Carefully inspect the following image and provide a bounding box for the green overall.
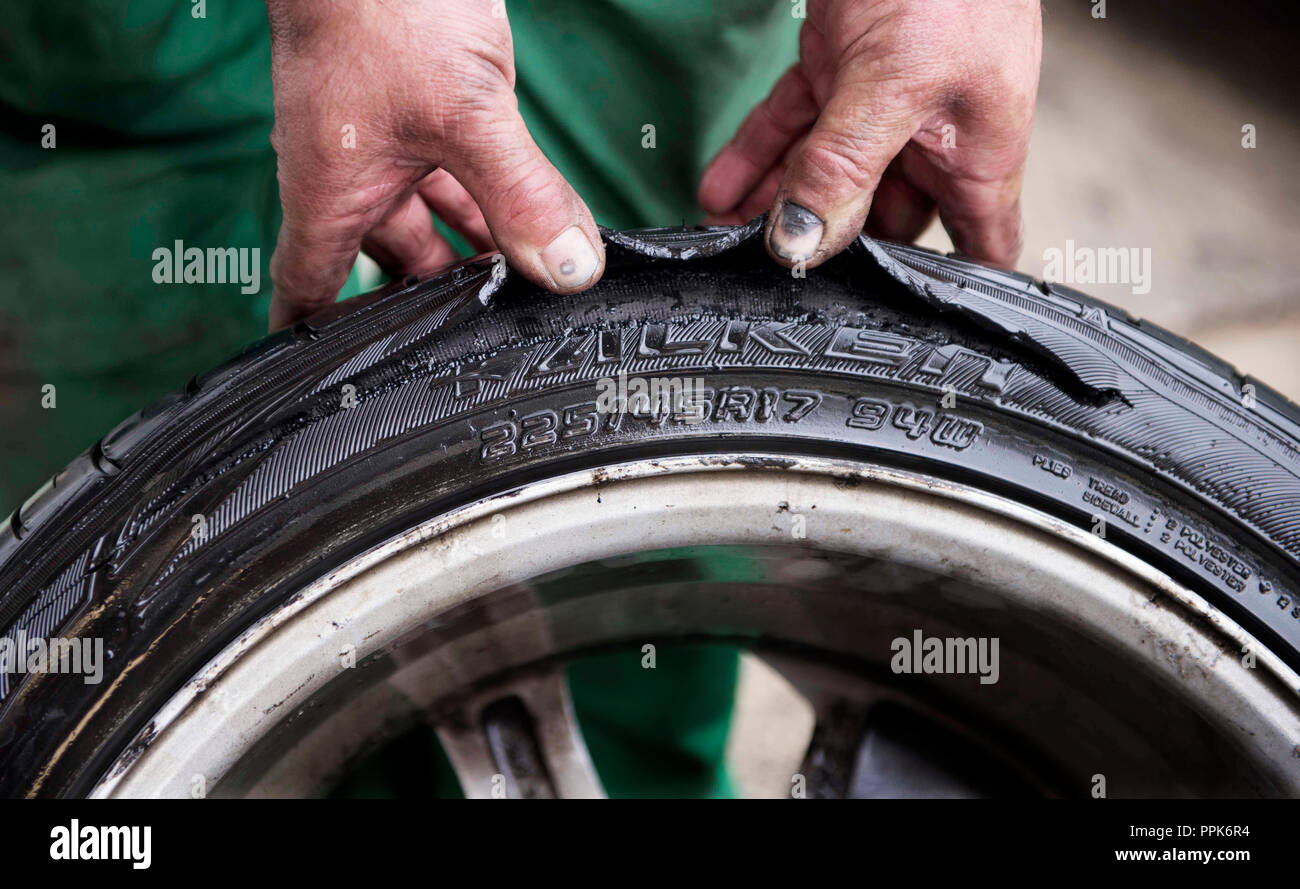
[0,1,798,797]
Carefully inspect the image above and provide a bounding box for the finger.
[863,160,936,244]
[705,135,801,226]
[733,163,785,225]
[931,168,1026,268]
[444,105,603,293]
[765,79,930,269]
[268,176,378,329]
[416,169,496,253]
[702,165,785,226]
[361,190,459,276]
[923,4,1039,267]
[904,122,1030,267]
[698,64,818,217]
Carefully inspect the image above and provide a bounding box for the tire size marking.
[478,387,822,464]
[846,397,983,451]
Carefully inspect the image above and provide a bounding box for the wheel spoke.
[844,709,989,799]
[757,651,1041,798]
[753,653,880,798]
[433,666,605,799]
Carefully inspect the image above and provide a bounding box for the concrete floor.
[725,0,1300,798]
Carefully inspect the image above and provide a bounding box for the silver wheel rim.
[91,454,1300,798]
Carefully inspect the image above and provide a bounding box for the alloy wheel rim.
[91,455,1300,798]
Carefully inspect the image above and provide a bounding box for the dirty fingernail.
[541,226,599,289]
[769,201,823,261]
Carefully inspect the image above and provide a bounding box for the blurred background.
[730,0,1300,796]
[921,1,1300,397]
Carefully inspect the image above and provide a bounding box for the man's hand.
[698,0,1041,271]
[264,0,604,329]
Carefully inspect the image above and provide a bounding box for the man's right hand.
[264,0,604,329]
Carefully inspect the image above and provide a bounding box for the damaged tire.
[2,219,1300,798]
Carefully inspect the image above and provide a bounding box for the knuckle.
[461,38,516,92]
[435,46,516,120]
[798,135,878,196]
[434,83,518,152]
[481,162,563,234]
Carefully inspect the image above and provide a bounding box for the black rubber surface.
[2,219,1299,797]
